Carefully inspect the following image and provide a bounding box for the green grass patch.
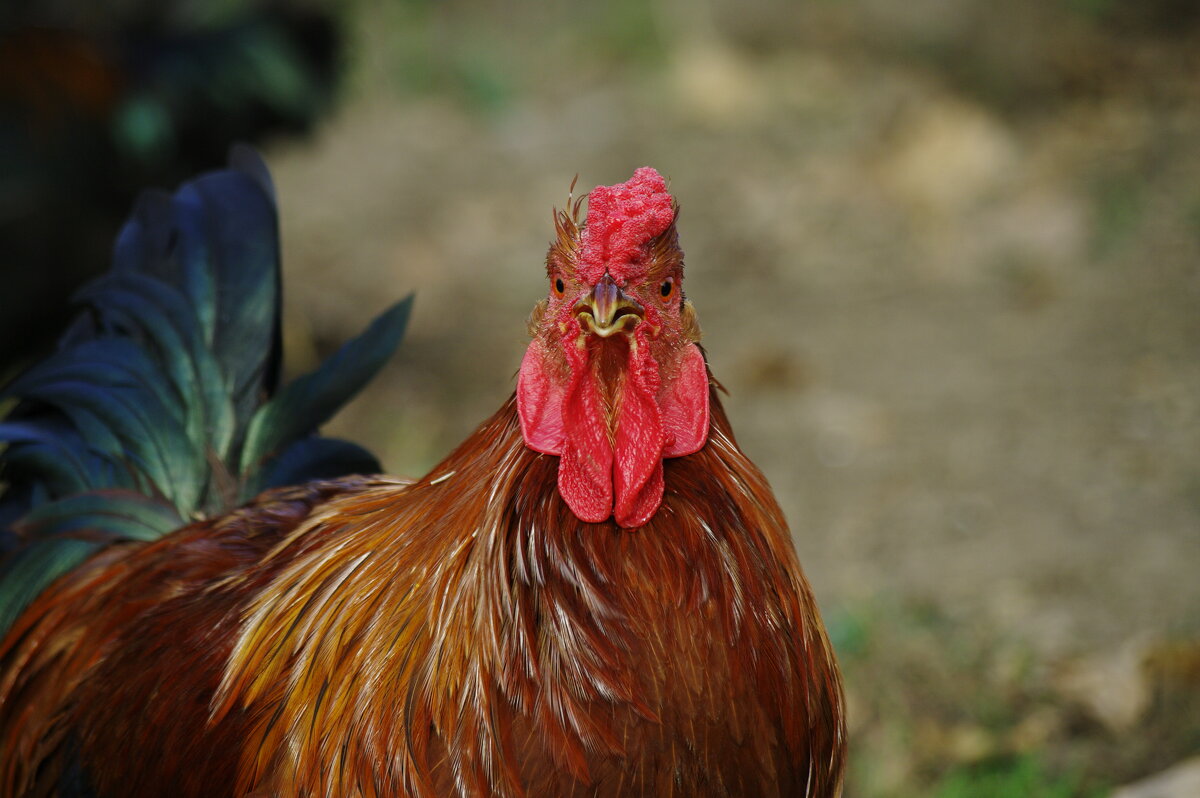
[932,755,1104,798]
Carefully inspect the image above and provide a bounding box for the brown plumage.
[0,396,843,797]
[0,165,845,796]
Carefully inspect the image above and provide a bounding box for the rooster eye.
[553,277,565,295]
[659,278,674,300]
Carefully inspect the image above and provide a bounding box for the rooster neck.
[417,392,842,795]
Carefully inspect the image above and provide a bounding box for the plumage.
[0,158,845,796]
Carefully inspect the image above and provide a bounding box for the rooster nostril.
[610,305,641,322]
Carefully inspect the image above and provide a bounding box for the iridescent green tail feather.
[0,146,410,633]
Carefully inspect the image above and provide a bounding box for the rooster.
[0,150,845,796]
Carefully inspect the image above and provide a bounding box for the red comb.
[578,167,674,284]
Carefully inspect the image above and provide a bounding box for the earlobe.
[660,344,710,457]
[517,342,565,454]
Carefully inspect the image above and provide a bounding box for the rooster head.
[518,167,710,528]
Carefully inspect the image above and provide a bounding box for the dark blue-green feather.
[238,295,412,483]
[0,539,102,636]
[252,437,384,497]
[0,146,408,637]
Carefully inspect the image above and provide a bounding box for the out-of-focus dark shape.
[0,3,341,371]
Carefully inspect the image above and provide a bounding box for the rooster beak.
[574,274,644,338]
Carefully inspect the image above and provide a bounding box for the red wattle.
[559,377,615,523]
[518,329,711,527]
[610,328,665,527]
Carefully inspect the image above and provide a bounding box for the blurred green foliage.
[344,0,668,113]
[932,756,1104,798]
[1090,175,1145,258]
[1062,0,1119,19]
[832,599,1121,798]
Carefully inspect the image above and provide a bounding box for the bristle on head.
[578,167,675,284]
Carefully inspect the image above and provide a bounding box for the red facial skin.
[518,168,710,528]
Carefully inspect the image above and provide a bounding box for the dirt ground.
[260,2,1200,793]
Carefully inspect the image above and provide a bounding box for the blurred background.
[2,0,1199,794]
